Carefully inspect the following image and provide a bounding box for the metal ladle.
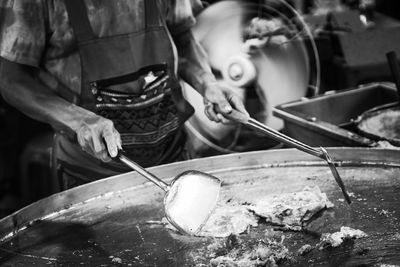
[223,110,352,204]
[118,152,222,235]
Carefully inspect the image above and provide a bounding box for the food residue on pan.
[248,186,334,231]
[190,234,292,267]
[358,108,400,142]
[155,186,334,236]
[297,244,313,256]
[148,185,369,266]
[375,140,399,149]
[197,199,259,237]
[147,199,259,237]
[318,226,368,249]
[111,257,122,264]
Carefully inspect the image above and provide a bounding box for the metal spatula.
[118,152,221,235]
[223,110,352,204]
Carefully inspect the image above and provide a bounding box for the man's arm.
[0,58,121,161]
[173,30,249,123]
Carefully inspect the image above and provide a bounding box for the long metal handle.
[247,118,325,159]
[247,118,351,203]
[118,152,170,192]
[222,109,324,158]
[221,109,351,203]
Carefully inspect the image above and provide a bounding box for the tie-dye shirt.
[0,0,202,95]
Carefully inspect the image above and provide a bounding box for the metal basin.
[356,102,400,146]
[0,148,400,266]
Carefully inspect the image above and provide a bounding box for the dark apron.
[54,0,194,189]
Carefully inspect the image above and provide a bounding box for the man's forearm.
[174,30,217,96]
[0,58,95,139]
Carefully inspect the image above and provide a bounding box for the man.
[0,0,247,189]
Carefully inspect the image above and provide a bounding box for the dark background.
[1,0,400,219]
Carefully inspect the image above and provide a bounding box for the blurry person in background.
[312,0,347,15]
[0,0,247,189]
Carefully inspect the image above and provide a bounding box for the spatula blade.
[164,170,221,235]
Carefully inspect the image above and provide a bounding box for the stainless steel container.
[274,82,398,146]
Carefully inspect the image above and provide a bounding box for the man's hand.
[0,58,123,163]
[172,30,249,123]
[76,116,122,162]
[202,80,249,124]
[243,17,289,51]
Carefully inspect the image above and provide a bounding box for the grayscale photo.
[0,0,399,266]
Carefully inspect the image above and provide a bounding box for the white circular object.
[222,54,257,87]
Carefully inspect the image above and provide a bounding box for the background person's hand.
[76,116,122,162]
[243,17,289,52]
[202,80,249,124]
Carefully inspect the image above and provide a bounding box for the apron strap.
[64,0,96,42]
[64,0,160,43]
[145,0,160,28]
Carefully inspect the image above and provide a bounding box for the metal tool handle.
[223,109,325,159]
[118,152,170,192]
[222,109,351,203]
[247,118,325,159]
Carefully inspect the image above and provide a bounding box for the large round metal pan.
[356,102,400,146]
[1,148,400,266]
